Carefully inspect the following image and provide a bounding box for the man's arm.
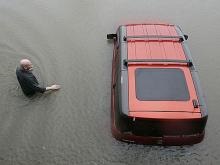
[30,82,46,93]
[27,77,60,93]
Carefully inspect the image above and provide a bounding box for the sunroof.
[135,68,190,101]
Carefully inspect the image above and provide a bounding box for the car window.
[135,68,190,101]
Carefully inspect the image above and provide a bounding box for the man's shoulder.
[16,67,21,75]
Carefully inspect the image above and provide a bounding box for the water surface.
[0,0,219,164]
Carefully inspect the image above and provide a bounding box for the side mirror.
[107,34,117,40]
[184,34,188,40]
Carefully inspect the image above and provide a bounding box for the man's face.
[24,62,33,71]
[27,63,33,71]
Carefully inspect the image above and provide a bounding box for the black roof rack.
[123,59,193,67]
[123,35,188,42]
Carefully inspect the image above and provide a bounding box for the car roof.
[126,24,186,60]
[123,24,201,119]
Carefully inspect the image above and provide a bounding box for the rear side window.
[135,68,190,101]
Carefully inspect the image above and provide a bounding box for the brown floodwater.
[0,0,219,164]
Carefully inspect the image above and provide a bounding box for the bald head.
[20,59,33,71]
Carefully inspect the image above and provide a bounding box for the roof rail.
[123,35,188,42]
[123,59,193,67]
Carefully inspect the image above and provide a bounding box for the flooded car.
[107,23,208,145]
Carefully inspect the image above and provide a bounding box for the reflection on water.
[0,0,219,164]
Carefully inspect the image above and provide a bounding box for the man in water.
[16,59,60,96]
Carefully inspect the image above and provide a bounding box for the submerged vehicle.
[107,23,208,145]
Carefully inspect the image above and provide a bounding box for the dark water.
[0,0,219,164]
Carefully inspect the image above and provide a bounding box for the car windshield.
[135,68,190,101]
